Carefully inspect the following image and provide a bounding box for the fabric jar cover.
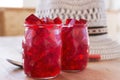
[35,0,120,60]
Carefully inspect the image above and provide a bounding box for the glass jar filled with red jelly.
[61,22,89,72]
[22,24,61,79]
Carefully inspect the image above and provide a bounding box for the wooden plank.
[0,8,35,36]
[0,9,5,36]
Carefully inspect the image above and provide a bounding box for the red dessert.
[23,14,89,78]
[61,19,89,71]
[54,17,62,24]
[23,14,61,79]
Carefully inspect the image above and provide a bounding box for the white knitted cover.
[35,0,107,27]
[35,0,120,60]
[90,34,120,60]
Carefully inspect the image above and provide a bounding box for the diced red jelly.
[23,24,61,78]
[54,17,62,24]
[24,28,36,48]
[66,19,72,24]
[23,15,89,77]
[79,19,87,24]
[61,24,89,71]
[41,17,46,24]
[25,14,42,28]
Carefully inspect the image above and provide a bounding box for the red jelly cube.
[79,19,87,24]
[66,19,72,24]
[54,17,62,24]
[25,14,42,28]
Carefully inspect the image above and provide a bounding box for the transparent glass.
[61,24,89,72]
[22,24,61,79]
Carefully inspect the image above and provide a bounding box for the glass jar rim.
[24,23,87,27]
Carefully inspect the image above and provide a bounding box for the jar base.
[62,70,80,73]
[28,74,58,79]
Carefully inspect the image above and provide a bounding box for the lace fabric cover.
[90,35,120,60]
[35,0,120,60]
[35,0,107,27]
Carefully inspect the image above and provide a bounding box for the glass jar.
[22,24,61,79]
[61,24,89,72]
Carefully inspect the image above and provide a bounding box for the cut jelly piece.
[54,17,62,24]
[79,19,87,24]
[25,14,42,28]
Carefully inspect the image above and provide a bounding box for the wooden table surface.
[0,36,120,80]
[1,50,120,80]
